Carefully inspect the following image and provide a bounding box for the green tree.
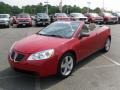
[93,7,101,13]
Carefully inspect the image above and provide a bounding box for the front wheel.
[102,37,111,52]
[57,53,75,78]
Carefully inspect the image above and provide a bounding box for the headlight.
[5,21,9,24]
[28,49,54,60]
[9,42,16,53]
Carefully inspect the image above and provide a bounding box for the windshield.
[117,13,120,16]
[16,14,30,18]
[71,13,84,17]
[0,15,8,18]
[37,13,49,18]
[55,13,68,17]
[37,22,80,38]
[90,13,99,17]
[104,13,113,16]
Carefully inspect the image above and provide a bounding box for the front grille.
[40,19,48,22]
[10,51,25,62]
[79,18,86,21]
[96,19,102,20]
[18,20,29,22]
[0,20,5,23]
[112,18,117,21]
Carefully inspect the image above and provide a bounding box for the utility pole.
[87,1,91,13]
[44,0,49,14]
[59,0,63,13]
[65,0,68,14]
[22,6,25,13]
[67,6,68,14]
[103,0,105,11]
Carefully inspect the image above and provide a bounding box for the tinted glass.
[71,13,84,17]
[55,13,68,17]
[0,15,8,18]
[37,13,49,18]
[16,14,30,18]
[90,13,99,17]
[104,13,113,16]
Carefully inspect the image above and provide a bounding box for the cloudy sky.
[0,0,119,11]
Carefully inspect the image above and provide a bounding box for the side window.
[80,25,89,33]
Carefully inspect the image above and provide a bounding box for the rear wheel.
[102,37,111,52]
[57,53,75,78]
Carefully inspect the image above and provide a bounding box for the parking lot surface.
[0,25,120,90]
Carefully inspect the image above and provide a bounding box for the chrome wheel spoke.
[67,64,72,71]
[65,56,69,63]
[68,59,73,65]
[105,39,110,50]
[61,60,66,68]
[63,66,68,75]
[61,55,74,76]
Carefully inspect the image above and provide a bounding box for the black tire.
[35,23,39,27]
[16,25,19,28]
[57,53,75,78]
[10,23,13,26]
[6,24,10,28]
[102,37,111,52]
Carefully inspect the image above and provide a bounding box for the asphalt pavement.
[0,24,120,90]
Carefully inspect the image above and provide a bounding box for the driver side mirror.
[79,32,90,38]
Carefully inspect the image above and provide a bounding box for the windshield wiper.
[38,33,50,36]
[38,33,64,38]
[47,34,65,38]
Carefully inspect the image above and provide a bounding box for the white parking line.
[81,64,116,70]
[35,77,41,90]
[103,55,120,66]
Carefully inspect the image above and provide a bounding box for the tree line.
[0,2,102,15]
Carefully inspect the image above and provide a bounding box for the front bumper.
[36,21,50,25]
[8,55,58,77]
[107,18,118,23]
[94,19,103,23]
[0,22,9,26]
[17,22,32,26]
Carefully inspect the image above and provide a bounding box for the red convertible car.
[8,21,111,78]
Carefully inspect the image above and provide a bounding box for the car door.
[76,24,98,61]
[95,26,109,50]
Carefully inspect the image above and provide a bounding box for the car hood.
[94,16,103,19]
[112,16,117,18]
[14,34,70,54]
[16,18,31,20]
[106,16,117,18]
[75,16,87,19]
[57,16,69,18]
[37,17,49,19]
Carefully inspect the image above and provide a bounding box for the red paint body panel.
[8,21,111,77]
[8,55,59,77]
